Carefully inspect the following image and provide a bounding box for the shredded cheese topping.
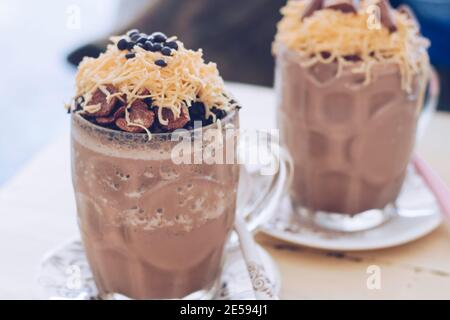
[75,36,231,123]
[273,0,430,93]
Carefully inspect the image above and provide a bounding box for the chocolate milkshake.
[69,30,240,299]
[274,1,430,229]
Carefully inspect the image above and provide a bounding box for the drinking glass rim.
[71,107,239,139]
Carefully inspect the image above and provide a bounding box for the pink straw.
[412,154,450,220]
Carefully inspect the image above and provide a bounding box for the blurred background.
[0,0,449,186]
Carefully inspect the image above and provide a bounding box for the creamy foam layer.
[71,111,237,161]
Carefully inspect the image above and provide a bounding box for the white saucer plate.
[36,239,281,300]
[260,167,443,251]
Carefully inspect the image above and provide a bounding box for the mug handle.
[237,131,293,233]
[417,67,440,143]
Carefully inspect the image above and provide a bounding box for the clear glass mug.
[276,47,440,232]
[71,107,291,299]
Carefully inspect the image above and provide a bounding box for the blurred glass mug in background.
[71,108,291,300]
[275,45,440,232]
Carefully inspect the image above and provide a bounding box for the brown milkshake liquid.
[72,113,239,299]
[69,30,240,299]
[274,1,430,215]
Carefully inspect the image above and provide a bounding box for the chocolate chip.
[151,32,167,43]
[130,33,140,42]
[211,107,227,120]
[117,38,129,51]
[155,59,167,67]
[125,52,136,59]
[301,0,323,20]
[85,84,118,117]
[203,117,214,127]
[127,29,139,37]
[145,41,156,52]
[143,97,153,105]
[320,51,331,59]
[343,54,361,62]
[75,96,85,110]
[113,106,126,119]
[161,47,173,56]
[323,0,356,14]
[137,36,147,45]
[127,41,135,50]
[136,43,146,50]
[189,102,206,121]
[149,123,164,134]
[153,43,163,51]
[165,41,178,50]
